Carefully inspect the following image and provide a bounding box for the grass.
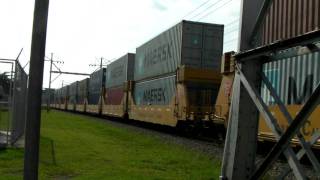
[0,111,221,179]
[0,110,9,131]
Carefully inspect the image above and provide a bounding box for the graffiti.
[288,75,313,104]
[143,88,166,104]
[143,42,172,68]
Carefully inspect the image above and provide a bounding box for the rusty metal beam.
[261,73,320,173]
[249,0,274,45]
[237,65,307,180]
[250,82,320,179]
[236,30,320,60]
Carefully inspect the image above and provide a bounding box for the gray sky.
[0,0,241,88]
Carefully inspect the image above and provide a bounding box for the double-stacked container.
[67,82,78,111]
[61,85,69,110]
[76,78,89,112]
[103,53,135,118]
[129,20,224,126]
[87,68,106,114]
[54,88,62,109]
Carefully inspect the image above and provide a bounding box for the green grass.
[0,110,9,131]
[0,111,221,179]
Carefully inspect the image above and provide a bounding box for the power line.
[223,37,238,45]
[197,0,233,21]
[182,0,212,19]
[224,18,239,27]
[189,0,222,20]
[224,27,239,34]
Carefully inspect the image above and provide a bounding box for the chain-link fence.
[0,61,14,147]
[11,61,28,145]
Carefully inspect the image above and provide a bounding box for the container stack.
[87,68,106,113]
[68,81,78,111]
[103,53,135,117]
[76,78,89,112]
[133,20,224,106]
[61,85,69,110]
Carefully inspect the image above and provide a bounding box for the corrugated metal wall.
[77,78,89,103]
[261,0,320,45]
[61,86,69,104]
[261,51,320,105]
[106,53,135,88]
[88,68,106,104]
[134,20,223,81]
[133,75,176,105]
[69,82,78,104]
[105,87,124,105]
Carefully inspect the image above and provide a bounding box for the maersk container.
[106,53,135,88]
[105,87,124,105]
[61,86,69,98]
[77,78,89,103]
[133,75,176,105]
[61,86,69,106]
[88,68,106,104]
[69,82,78,105]
[134,20,224,81]
[261,51,320,105]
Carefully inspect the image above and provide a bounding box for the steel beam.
[261,73,320,172]
[23,0,49,179]
[236,30,320,61]
[251,82,320,179]
[238,0,265,51]
[51,71,90,76]
[220,60,261,180]
[249,0,274,45]
[237,65,307,180]
[278,132,320,179]
[0,59,16,62]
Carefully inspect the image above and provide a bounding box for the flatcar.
[51,18,320,148]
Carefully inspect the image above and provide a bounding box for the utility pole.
[100,57,103,69]
[47,53,53,112]
[24,0,49,179]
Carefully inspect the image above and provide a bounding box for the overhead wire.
[197,0,233,21]
[182,0,212,19]
[189,0,222,20]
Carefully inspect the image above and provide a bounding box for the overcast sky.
[0,0,241,88]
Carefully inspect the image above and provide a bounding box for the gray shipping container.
[89,68,106,104]
[134,20,224,81]
[261,51,320,106]
[69,82,78,104]
[106,53,135,88]
[61,86,69,98]
[133,75,176,105]
[77,78,89,103]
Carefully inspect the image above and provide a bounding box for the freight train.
[50,20,320,148]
